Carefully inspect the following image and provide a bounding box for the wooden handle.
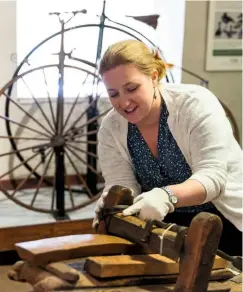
[175,212,223,292]
[97,185,134,234]
[103,185,134,208]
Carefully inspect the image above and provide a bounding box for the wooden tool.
[99,185,242,271]
[8,185,241,292]
[217,249,242,271]
[97,185,187,260]
[99,185,223,292]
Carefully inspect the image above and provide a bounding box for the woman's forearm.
[167,179,207,208]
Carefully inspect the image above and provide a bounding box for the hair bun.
[152,48,162,60]
[152,48,174,69]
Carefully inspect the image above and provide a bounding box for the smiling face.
[102,63,158,125]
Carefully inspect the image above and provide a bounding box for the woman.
[93,39,242,256]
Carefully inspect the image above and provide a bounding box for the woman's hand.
[122,188,174,221]
[92,191,108,228]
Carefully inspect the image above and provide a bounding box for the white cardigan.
[98,83,243,231]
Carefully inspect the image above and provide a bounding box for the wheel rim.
[0,64,111,213]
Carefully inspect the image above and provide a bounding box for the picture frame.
[205,1,242,71]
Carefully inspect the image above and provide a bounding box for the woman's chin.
[126,115,142,125]
[118,109,144,124]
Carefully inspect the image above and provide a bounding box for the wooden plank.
[8,259,234,291]
[0,218,94,252]
[15,234,139,265]
[84,254,227,278]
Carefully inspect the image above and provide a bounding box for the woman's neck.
[137,90,162,130]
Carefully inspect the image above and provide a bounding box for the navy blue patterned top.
[127,101,214,213]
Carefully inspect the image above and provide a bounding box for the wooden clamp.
[97,185,187,260]
[98,185,223,292]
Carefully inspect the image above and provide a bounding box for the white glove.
[122,188,175,221]
[92,191,108,228]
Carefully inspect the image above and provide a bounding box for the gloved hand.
[92,191,108,228]
[122,188,175,221]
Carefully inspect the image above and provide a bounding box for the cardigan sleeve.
[183,86,231,202]
[97,124,141,197]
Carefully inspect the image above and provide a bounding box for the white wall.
[182,1,242,144]
[155,0,186,82]
[0,1,17,176]
[0,1,16,84]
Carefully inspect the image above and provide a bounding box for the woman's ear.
[152,69,158,85]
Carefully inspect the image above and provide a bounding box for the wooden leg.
[174,212,223,292]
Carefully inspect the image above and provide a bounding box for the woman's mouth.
[124,106,138,114]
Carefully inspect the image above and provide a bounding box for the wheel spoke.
[0,114,51,138]
[65,149,93,198]
[51,167,56,212]
[66,129,99,140]
[41,68,56,129]
[64,98,97,136]
[0,151,40,180]
[64,164,75,208]
[62,72,89,132]
[66,142,98,159]
[65,139,98,145]
[64,107,110,140]
[30,150,54,207]
[10,149,52,197]
[70,107,111,135]
[3,92,54,136]
[66,145,99,175]
[0,142,51,158]
[21,77,56,134]
[0,135,49,141]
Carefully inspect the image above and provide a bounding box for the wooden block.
[8,261,72,290]
[45,262,80,282]
[84,254,228,278]
[15,234,138,265]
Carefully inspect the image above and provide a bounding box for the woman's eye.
[110,92,119,98]
[127,86,138,92]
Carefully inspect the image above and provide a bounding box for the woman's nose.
[119,95,131,109]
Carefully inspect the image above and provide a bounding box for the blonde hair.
[99,39,173,81]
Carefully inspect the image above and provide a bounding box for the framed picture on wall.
[205,1,242,71]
